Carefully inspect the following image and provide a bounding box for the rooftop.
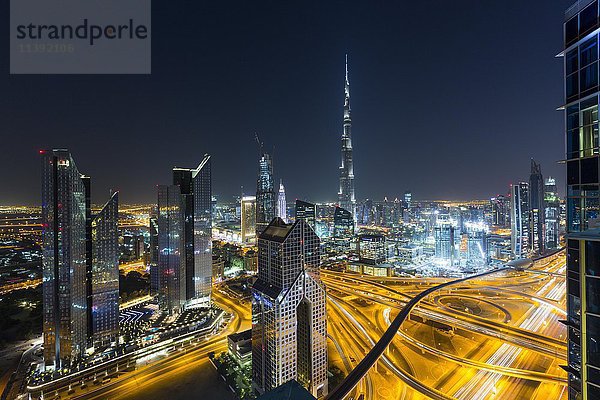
[256,380,316,400]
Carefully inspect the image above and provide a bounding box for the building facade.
[545,177,561,249]
[157,185,186,315]
[333,206,354,238]
[277,180,287,222]
[511,182,530,259]
[338,55,356,220]
[529,159,546,255]
[251,218,328,398]
[241,196,257,243]
[563,2,600,398]
[90,192,119,350]
[256,153,276,236]
[295,200,316,230]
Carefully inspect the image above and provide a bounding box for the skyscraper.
[41,149,119,368]
[490,194,510,228]
[172,155,213,307]
[157,184,186,315]
[563,3,600,398]
[544,177,561,250]
[256,152,276,236]
[333,206,354,238]
[295,199,316,230]
[510,182,530,259]
[41,149,89,368]
[529,159,545,255]
[251,218,328,398]
[149,216,159,295]
[434,214,460,265]
[338,55,356,220]
[90,192,119,350]
[276,180,287,222]
[241,195,257,243]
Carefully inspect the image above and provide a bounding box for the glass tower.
[241,195,257,243]
[511,182,530,259]
[90,192,119,350]
[277,180,287,223]
[256,153,276,236]
[563,1,600,398]
[41,149,88,369]
[295,199,316,230]
[157,185,186,315]
[545,177,561,250]
[529,159,546,255]
[251,218,328,398]
[172,154,212,307]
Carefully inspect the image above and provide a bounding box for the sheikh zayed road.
[15,250,566,400]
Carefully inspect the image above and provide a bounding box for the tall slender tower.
[276,180,287,222]
[529,159,545,255]
[338,54,356,219]
[256,152,276,236]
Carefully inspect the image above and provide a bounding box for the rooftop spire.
[344,54,350,108]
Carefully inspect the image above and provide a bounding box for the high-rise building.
[241,196,257,243]
[358,234,386,265]
[338,55,356,220]
[149,216,159,295]
[157,185,186,315]
[490,194,510,228]
[172,155,212,307]
[41,149,119,368]
[529,159,545,255]
[403,191,412,223]
[41,149,89,368]
[251,218,328,398]
[333,206,354,238]
[256,153,276,236]
[277,180,287,222]
[562,3,600,398]
[464,221,488,267]
[511,182,530,259]
[295,199,316,230]
[544,177,561,250]
[90,192,119,350]
[434,214,460,265]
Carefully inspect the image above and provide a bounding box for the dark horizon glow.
[1,1,572,205]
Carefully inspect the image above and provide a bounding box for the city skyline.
[1,1,571,205]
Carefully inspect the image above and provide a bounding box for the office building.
[545,177,561,249]
[295,199,316,230]
[333,207,354,238]
[434,214,460,265]
[241,196,257,243]
[358,233,386,265]
[251,218,328,398]
[464,221,488,267]
[256,152,276,236]
[562,2,600,398]
[41,149,119,368]
[157,184,186,315]
[338,55,356,220]
[149,216,159,294]
[90,192,119,350]
[490,195,511,228]
[172,155,213,307]
[277,180,287,222]
[529,159,546,255]
[511,182,530,259]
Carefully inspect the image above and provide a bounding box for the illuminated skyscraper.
[241,195,257,243]
[41,149,119,368]
[256,152,276,236]
[333,206,354,238]
[172,154,212,307]
[562,3,600,398]
[544,177,560,249]
[464,221,488,267]
[41,149,89,368]
[295,199,316,230]
[90,192,119,349]
[529,159,545,255]
[511,182,530,258]
[490,194,510,228]
[338,55,356,220]
[157,184,186,315]
[251,218,328,398]
[149,216,159,295]
[434,214,460,265]
[276,180,287,222]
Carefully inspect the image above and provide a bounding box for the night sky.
[1,1,574,205]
